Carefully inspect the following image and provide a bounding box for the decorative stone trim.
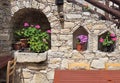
[14,51,47,63]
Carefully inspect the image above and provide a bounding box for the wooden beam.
[67,0,106,18]
[105,0,109,19]
[85,0,120,18]
[66,0,119,24]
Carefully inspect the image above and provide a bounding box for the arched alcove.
[11,8,51,31]
[11,8,51,52]
[98,31,116,52]
[73,26,88,51]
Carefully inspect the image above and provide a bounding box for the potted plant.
[99,32,116,52]
[14,22,51,53]
[14,23,29,49]
[13,42,21,50]
[76,35,88,51]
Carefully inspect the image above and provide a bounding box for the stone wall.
[0,0,12,55]
[1,0,120,83]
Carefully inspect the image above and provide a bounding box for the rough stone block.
[0,34,9,40]
[47,70,55,80]
[14,51,47,63]
[64,22,74,29]
[22,71,33,78]
[60,35,72,40]
[65,14,82,20]
[91,58,108,69]
[60,29,71,34]
[32,73,49,83]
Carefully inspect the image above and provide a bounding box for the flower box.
[14,51,47,63]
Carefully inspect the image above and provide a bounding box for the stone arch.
[72,22,90,34]
[11,8,51,31]
[98,29,115,36]
[10,0,60,29]
[10,0,61,51]
[11,8,52,51]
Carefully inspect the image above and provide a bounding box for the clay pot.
[14,42,21,50]
[20,39,28,48]
[76,44,82,51]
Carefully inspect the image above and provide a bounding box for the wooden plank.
[67,0,119,25]
[54,70,120,83]
[85,0,120,18]
[105,0,109,19]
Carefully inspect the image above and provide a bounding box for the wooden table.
[54,70,120,83]
[0,56,13,69]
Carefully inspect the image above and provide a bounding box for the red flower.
[112,37,117,41]
[99,38,104,43]
[35,25,40,29]
[110,33,116,37]
[46,30,51,33]
[24,22,29,27]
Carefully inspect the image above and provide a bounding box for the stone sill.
[14,51,47,63]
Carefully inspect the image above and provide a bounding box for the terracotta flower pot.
[20,39,28,48]
[14,42,21,50]
[76,44,82,51]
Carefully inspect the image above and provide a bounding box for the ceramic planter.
[13,42,21,50]
[20,39,28,48]
[76,44,82,51]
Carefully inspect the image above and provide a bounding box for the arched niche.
[73,26,88,51]
[11,8,51,31]
[11,8,51,50]
[98,31,116,52]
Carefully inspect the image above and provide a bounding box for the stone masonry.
[0,0,120,83]
[0,0,12,55]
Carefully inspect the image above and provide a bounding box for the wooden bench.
[54,70,120,83]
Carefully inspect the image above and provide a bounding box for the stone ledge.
[14,51,47,63]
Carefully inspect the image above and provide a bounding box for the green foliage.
[24,27,39,37]
[14,28,25,38]
[99,32,116,46]
[102,36,113,46]
[28,31,49,53]
[15,24,50,53]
